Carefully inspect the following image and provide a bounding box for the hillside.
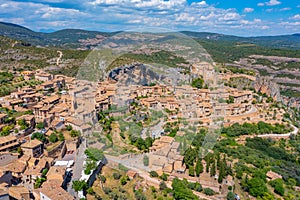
[182,31,300,50]
[0,22,114,48]
[1,22,300,49]
[0,21,299,101]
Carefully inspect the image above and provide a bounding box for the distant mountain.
[0,21,300,49]
[0,22,114,48]
[181,31,300,49]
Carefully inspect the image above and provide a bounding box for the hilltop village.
[0,61,298,200]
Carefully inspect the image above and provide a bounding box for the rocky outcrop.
[108,64,190,86]
[254,76,282,102]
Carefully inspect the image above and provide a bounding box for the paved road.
[258,124,299,138]
[67,139,87,198]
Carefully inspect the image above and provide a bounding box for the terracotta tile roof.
[21,140,43,149]
[40,181,74,200]
[2,160,27,173]
[0,135,17,145]
[47,166,66,183]
[8,186,29,199]
[0,141,20,151]
[43,95,60,104]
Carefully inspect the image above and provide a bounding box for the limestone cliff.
[254,76,282,102]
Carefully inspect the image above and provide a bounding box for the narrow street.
[67,139,87,198]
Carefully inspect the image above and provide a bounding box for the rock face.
[254,76,282,102]
[108,64,190,86]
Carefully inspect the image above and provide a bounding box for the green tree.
[31,132,46,142]
[194,182,202,192]
[86,187,95,195]
[150,171,159,177]
[66,124,73,131]
[18,119,29,130]
[136,138,145,150]
[227,96,234,104]
[49,132,58,143]
[184,148,197,167]
[210,160,216,177]
[34,177,46,189]
[159,181,167,191]
[171,178,198,200]
[42,168,48,176]
[36,122,44,129]
[1,125,13,136]
[72,180,87,192]
[113,172,122,180]
[160,173,168,181]
[143,155,149,166]
[247,178,268,197]
[84,161,97,175]
[227,192,235,200]
[58,132,65,141]
[189,165,195,177]
[203,188,215,196]
[191,78,204,89]
[120,176,128,185]
[70,130,80,137]
[195,159,203,177]
[269,179,284,196]
[145,137,153,149]
[17,147,23,156]
[134,190,147,200]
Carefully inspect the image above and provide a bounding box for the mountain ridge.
[1,21,300,49]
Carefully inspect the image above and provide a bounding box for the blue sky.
[0,0,299,36]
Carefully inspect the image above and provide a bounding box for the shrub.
[113,172,122,180]
[150,171,159,177]
[269,179,285,196]
[227,191,235,200]
[143,155,149,166]
[98,175,106,183]
[120,176,128,185]
[159,181,167,191]
[203,188,215,196]
[36,122,44,129]
[160,173,168,181]
[86,187,95,195]
[72,180,87,192]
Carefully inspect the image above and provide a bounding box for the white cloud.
[175,13,195,22]
[261,26,270,29]
[291,14,300,20]
[191,1,207,7]
[279,7,291,11]
[90,0,186,10]
[266,0,281,6]
[0,0,298,36]
[243,8,254,13]
[36,7,85,19]
[254,18,262,23]
[257,0,281,7]
[280,21,300,26]
[221,13,241,21]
